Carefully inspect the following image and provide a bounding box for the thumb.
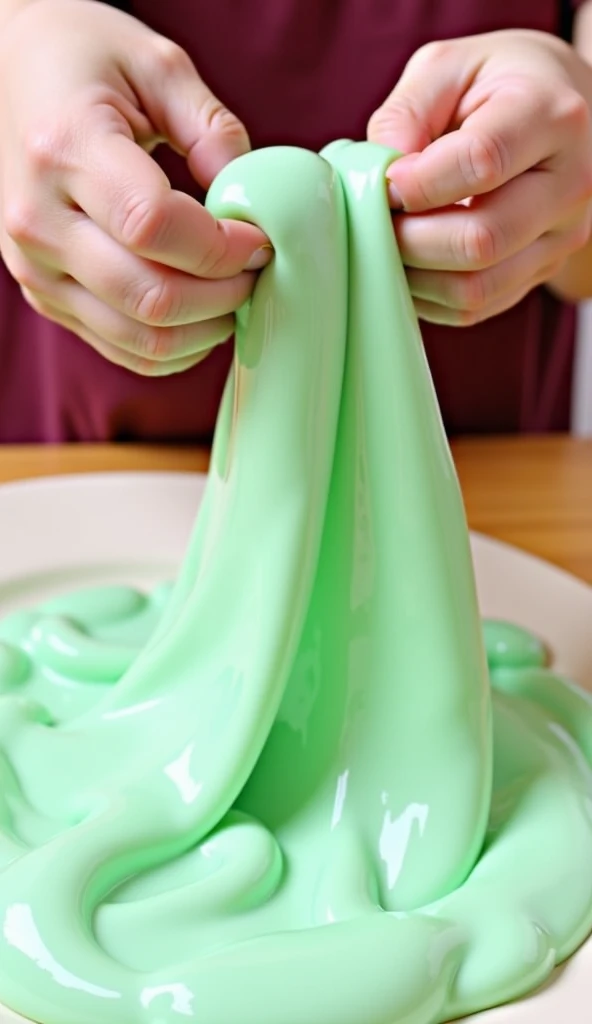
[367,41,477,157]
[131,37,251,188]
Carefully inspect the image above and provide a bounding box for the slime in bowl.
[1,142,592,1024]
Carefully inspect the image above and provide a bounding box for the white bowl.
[0,472,590,1024]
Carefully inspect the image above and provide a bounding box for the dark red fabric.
[0,0,583,441]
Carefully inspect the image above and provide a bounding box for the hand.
[368,31,592,325]
[0,0,271,375]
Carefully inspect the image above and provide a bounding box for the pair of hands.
[1,0,592,376]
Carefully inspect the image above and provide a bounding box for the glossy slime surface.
[1,143,592,1024]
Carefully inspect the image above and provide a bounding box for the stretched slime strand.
[0,143,592,1024]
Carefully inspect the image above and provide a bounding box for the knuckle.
[454,217,501,268]
[454,270,489,313]
[126,277,180,326]
[555,88,591,136]
[152,37,193,76]
[195,228,227,276]
[461,132,509,191]
[24,131,56,172]
[24,123,74,174]
[197,95,249,148]
[132,323,176,362]
[132,357,161,376]
[202,96,240,133]
[408,39,453,70]
[368,94,425,144]
[4,199,42,247]
[131,351,200,376]
[367,106,388,138]
[455,306,482,328]
[115,192,168,252]
[133,353,173,376]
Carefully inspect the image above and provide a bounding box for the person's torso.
[0,0,576,441]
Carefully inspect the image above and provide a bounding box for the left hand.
[367,30,592,325]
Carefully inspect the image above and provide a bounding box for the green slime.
[1,142,592,1024]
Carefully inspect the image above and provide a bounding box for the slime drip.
[1,143,592,1024]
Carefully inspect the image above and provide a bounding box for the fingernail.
[246,244,273,270]
[387,179,403,209]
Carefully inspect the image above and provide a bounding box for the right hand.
[0,0,271,375]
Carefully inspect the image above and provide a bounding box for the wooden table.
[1,437,591,584]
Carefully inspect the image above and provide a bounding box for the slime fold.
[1,142,592,1024]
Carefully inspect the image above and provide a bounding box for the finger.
[128,37,252,187]
[60,216,254,326]
[406,236,566,312]
[412,263,560,327]
[1,175,74,270]
[0,233,66,293]
[65,118,270,277]
[22,288,212,375]
[81,329,210,376]
[394,167,561,271]
[386,85,574,212]
[414,291,520,325]
[33,275,234,361]
[368,40,481,155]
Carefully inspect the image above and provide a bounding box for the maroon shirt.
[0,0,583,441]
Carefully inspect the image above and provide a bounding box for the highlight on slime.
[0,141,592,1024]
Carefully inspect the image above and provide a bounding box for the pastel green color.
[0,142,591,1024]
